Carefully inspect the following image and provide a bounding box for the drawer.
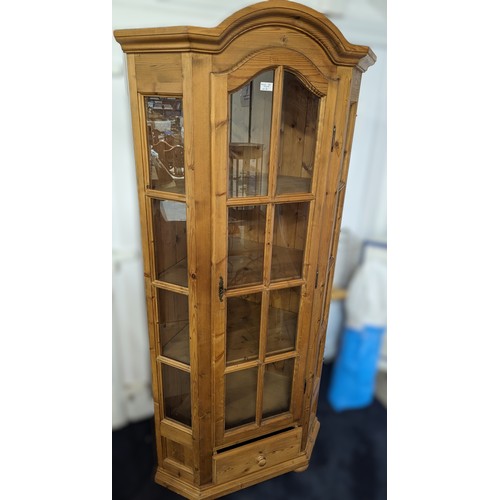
[213,427,302,484]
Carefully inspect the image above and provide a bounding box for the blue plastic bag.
[328,324,385,411]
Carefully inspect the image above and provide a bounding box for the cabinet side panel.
[300,66,354,451]
[125,53,163,464]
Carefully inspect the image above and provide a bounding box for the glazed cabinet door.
[211,53,337,447]
[127,60,198,476]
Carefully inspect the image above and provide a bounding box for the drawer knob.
[257,455,267,467]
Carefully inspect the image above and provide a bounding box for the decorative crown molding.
[114,0,376,71]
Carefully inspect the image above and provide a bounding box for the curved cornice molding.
[114,1,376,71]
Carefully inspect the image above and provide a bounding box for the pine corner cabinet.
[114,2,375,498]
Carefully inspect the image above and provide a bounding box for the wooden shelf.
[228,237,303,288]
[266,309,297,355]
[226,298,297,365]
[151,180,186,194]
[262,370,292,419]
[226,298,260,364]
[227,174,312,199]
[225,366,293,429]
[167,394,192,427]
[271,245,303,281]
[161,322,190,365]
[276,175,311,195]
[228,238,264,287]
[225,368,257,429]
[158,259,188,288]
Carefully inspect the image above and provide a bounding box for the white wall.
[112,0,387,428]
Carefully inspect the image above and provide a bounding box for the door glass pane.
[145,96,185,194]
[158,289,190,365]
[266,287,300,356]
[153,200,188,287]
[262,359,294,419]
[271,202,309,281]
[228,205,266,288]
[225,368,258,430]
[277,71,319,195]
[162,364,191,427]
[228,70,274,198]
[226,294,262,366]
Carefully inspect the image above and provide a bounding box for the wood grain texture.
[115,2,374,497]
[213,427,301,484]
[184,52,215,485]
[210,72,229,447]
[125,54,164,466]
[156,451,309,500]
[114,0,376,71]
[300,67,355,451]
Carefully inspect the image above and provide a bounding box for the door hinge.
[314,270,319,289]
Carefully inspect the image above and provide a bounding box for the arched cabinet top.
[114,0,376,72]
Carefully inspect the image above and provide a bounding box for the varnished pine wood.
[218,413,295,450]
[135,53,183,94]
[114,1,376,71]
[300,66,353,451]
[160,419,193,446]
[210,72,229,447]
[156,452,309,500]
[213,427,301,484]
[125,54,164,467]
[114,2,374,497]
[268,66,284,199]
[226,48,328,96]
[291,77,338,426]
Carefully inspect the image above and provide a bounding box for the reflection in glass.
[162,364,191,427]
[225,368,258,429]
[229,70,274,197]
[271,203,309,281]
[158,289,190,365]
[153,200,188,287]
[266,287,300,356]
[226,294,262,365]
[145,96,185,194]
[227,205,266,288]
[262,359,294,419]
[277,71,319,195]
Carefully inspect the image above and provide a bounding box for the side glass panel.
[153,200,188,287]
[158,289,190,365]
[271,202,309,281]
[226,294,262,366]
[228,70,275,198]
[227,205,266,288]
[225,368,258,430]
[162,364,191,427]
[262,359,295,419]
[266,287,300,356]
[145,96,185,194]
[277,71,319,195]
